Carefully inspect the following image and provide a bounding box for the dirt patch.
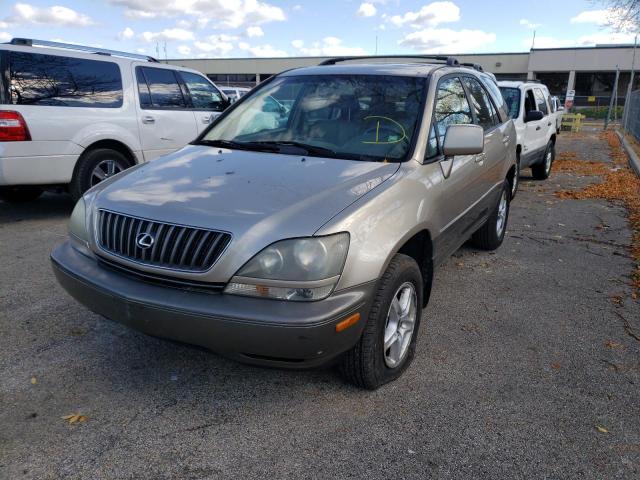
[556,132,640,292]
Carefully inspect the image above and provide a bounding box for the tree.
[597,0,640,32]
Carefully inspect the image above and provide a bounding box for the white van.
[0,38,230,202]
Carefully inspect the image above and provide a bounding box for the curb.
[616,130,640,177]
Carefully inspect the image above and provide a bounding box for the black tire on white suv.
[70,148,131,201]
[532,141,555,180]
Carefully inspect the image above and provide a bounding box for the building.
[168,45,639,107]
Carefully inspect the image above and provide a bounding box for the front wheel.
[532,141,554,180]
[472,181,510,251]
[340,254,423,390]
[0,186,43,203]
[511,155,520,199]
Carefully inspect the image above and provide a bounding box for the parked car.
[52,56,517,389]
[221,87,251,103]
[498,81,557,193]
[550,96,564,134]
[0,38,230,203]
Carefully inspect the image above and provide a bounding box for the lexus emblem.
[136,232,155,249]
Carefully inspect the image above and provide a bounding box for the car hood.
[92,145,399,280]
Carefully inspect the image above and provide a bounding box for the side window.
[426,123,438,158]
[7,51,122,107]
[462,77,499,130]
[524,89,537,115]
[534,88,548,115]
[479,75,505,119]
[136,68,151,108]
[179,71,226,111]
[433,77,473,152]
[139,67,186,109]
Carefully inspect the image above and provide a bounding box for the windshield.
[199,74,427,162]
[499,87,521,119]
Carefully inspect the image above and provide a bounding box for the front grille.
[97,210,231,272]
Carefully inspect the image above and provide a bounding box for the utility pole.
[375,35,378,56]
[605,65,620,130]
[531,30,536,50]
[623,33,638,133]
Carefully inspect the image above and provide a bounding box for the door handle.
[201,114,214,124]
[475,152,486,163]
[535,126,541,131]
[502,135,510,145]
[547,122,552,126]
[142,116,155,124]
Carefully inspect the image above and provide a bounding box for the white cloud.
[246,26,264,37]
[528,31,636,49]
[177,45,192,55]
[0,32,11,42]
[357,3,377,17]
[193,35,235,56]
[238,42,288,57]
[292,36,368,56]
[399,28,496,53]
[4,3,93,27]
[520,19,541,29]
[118,27,135,40]
[141,28,195,42]
[570,9,610,25]
[292,4,302,11]
[390,1,460,28]
[110,0,285,29]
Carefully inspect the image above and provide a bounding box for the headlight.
[69,197,88,243]
[225,233,349,301]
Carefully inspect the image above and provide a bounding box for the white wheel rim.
[91,159,123,187]
[383,282,417,368]
[512,162,519,196]
[544,149,552,174]
[496,190,508,237]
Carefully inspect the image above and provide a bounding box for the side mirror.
[525,110,544,122]
[557,106,565,112]
[442,124,484,157]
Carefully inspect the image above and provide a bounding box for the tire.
[531,141,554,180]
[472,181,510,251]
[511,154,520,200]
[70,148,130,201]
[0,186,43,203]
[340,254,424,390]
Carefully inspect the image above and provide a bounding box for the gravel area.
[1,129,639,479]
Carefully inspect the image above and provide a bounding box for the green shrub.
[575,106,625,119]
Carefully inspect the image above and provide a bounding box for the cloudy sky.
[0,0,637,59]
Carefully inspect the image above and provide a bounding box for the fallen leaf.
[455,261,464,267]
[62,413,88,424]
[551,363,561,370]
[30,377,37,385]
[604,341,622,349]
[595,425,609,433]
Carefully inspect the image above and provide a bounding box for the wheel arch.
[396,229,434,307]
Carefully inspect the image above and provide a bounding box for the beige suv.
[52,56,517,389]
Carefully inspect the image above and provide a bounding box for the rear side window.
[4,51,122,108]
[179,71,226,111]
[462,77,499,130]
[137,67,186,109]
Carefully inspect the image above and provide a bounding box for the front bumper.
[51,241,375,368]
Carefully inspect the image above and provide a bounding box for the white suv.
[498,81,557,196]
[0,38,230,202]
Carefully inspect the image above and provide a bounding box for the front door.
[522,88,546,166]
[177,71,228,135]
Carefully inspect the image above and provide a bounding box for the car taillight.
[0,111,31,142]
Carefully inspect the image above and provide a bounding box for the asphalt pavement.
[1,129,639,479]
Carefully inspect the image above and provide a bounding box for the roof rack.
[460,62,484,72]
[318,55,460,67]
[9,38,159,63]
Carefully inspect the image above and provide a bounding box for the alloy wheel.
[383,282,418,368]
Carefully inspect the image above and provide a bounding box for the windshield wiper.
[196,139,279,152]
[251,141,338,157]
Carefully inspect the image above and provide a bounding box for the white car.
[0,38,230,202]
[498,81,558,196]
[550,96,564,134]
[221,87,251,103]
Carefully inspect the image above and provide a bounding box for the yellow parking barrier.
[561,113,585,133]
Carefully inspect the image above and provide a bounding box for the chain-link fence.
[626,90,640,142]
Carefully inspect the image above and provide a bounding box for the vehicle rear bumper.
[51,241,375,368]
[0,154,78,185]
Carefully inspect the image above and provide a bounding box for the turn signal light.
[335,313,361,333]
[0,110,31,142]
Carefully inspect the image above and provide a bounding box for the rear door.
[177,71,228,134]
[134,65,197,161]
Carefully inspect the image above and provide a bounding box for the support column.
[566,70,576,98]
[527,71,535,80]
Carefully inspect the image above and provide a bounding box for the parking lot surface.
[1,130,639,479]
